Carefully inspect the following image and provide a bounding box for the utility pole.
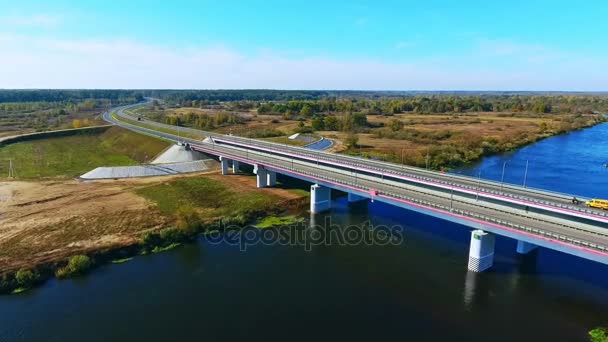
[425,153,430,170]
[523,159,529,188]
[500,160,510,191]
[1,159,16,178]
[476,169,482,201]
[450,186,454,211]
[8,159,15,178]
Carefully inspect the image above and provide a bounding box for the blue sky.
[1,0,607,90]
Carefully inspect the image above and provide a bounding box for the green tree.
[352,113,368,128]
[15,269,39,287]
[389,118,404,131]
[311,116,325,131]
[324,116,339,131]
[300,105,313,117]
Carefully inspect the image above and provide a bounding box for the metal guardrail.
[198,142,608,254]
[114,103,608,221]
[222,137,608,218]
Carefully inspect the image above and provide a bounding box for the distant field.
[0,126,169,179]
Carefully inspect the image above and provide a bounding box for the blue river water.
[1,124,608,342]
[455,122,608,198]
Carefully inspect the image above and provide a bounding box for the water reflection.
[463,270,478,310]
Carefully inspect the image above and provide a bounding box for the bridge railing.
[113,103,608,221]
[252,151,608,254]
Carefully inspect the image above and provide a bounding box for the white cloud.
[0,34,606,90]
[0,14,61,28]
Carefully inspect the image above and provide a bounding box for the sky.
[1,0,607,90]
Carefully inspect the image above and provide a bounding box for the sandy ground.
[0,171,305,273]
[0,178,169,272]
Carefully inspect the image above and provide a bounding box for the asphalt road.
[98,106,608,251]
[110,101,608,225]
[102,102,608,256]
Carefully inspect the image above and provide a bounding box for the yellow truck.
[586,199,608,210]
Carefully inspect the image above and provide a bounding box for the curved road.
[102,102,608,262]
[108,101,608,226]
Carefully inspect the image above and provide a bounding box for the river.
[2,124,608,342]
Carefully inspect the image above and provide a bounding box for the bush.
[159,227,186,243]
[345,133,359,148]
[142,231,162,248]
[589,328,608,342]
[56,255,92,278]
[15,269,39,288]
[175,207,202,237]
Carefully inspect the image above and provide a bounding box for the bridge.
[104,102,608,272]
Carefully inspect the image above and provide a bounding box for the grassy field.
[0,126,170,179]
[114,110,203,140]
[127,103,605,169]
[135,176,282,221]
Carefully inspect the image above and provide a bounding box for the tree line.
[2,90,607,115]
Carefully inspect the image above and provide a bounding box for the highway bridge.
[104,102,608,272]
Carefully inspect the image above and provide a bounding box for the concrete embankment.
[80,160,217,179]
[80,143,218,180]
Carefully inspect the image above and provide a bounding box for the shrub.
[589,328,608,342]
[142,231,162,248]
[159,227,185,243]
[56,255,92,278]
[345,133,359,148]
[15,269,39,288]
[176,207,202,237]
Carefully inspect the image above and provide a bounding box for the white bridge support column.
[310,184,332,214]
[468,230,495,272]
[253,165,268,188]
[347,192,367,203]
[266,170,277,187]
[220,156,230,175]
[516,240,537,254]
[232,160,240,174]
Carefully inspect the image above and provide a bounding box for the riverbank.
[124,102,607,169]
[333,112,606,169]
[0,172,308,294]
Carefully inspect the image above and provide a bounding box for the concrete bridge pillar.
[266,170,277,187]
[310,184,332,214]
[347,192,367,203]
[232,160,240,174]
[516,240,537,254]
[468,230,495,272]
[220,156,230,175]
[253,165,268,188]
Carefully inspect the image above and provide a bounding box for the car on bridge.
[586,199,608,210]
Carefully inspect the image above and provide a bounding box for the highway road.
[102,102,608,258]
[111,101,608,226]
